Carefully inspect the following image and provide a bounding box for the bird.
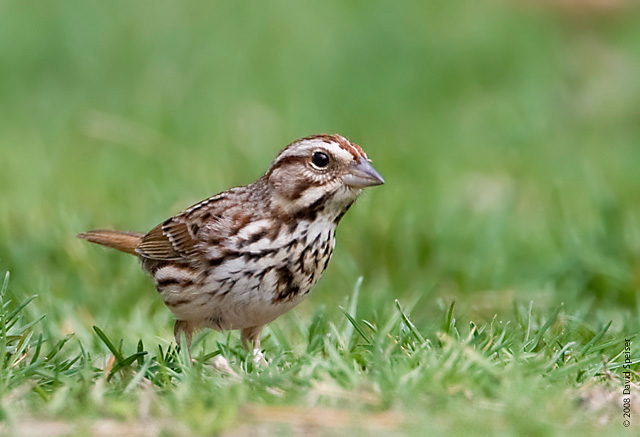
[78,134,384,361]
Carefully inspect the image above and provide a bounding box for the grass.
[1,272,638,435]
[1,0,640,435]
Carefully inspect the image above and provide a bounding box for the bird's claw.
[252,348,268,367]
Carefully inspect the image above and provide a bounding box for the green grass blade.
[526,304,563,352]
[395,299,425,344]
[92,326,124,362]
[340,306,372,345]
[581,321,612,356]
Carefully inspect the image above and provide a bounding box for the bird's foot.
[211,354,238,376]
[253,348,268,367]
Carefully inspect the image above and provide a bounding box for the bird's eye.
[311,151,330,168]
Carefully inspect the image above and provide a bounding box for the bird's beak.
[342,157,385,188]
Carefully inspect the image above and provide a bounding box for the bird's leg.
[241,325,267,366]
[174,320,194,361]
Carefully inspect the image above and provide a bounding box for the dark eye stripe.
[268,155,308,173]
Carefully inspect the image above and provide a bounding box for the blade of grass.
[340,306,372,345]
[395,299,425,344]
[93,326,124,362]
[343,276,363,344]
[581,321,612,356]
[526,303,563,352]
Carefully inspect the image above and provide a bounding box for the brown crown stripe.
[297,134,366,160]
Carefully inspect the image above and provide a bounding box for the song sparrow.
[78,134,384,359]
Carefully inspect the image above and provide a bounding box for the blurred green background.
[1,0,639,394]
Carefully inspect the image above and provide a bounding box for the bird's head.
[265,134,384,220]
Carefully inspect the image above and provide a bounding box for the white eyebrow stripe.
[322,141,354,161]
[270,134,368,170]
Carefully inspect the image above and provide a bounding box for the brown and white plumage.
[78,134,384,357]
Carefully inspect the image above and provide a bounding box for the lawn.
[1,1,639,435]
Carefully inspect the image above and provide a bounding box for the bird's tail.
[77,229,143,255]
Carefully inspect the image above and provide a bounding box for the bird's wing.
[136,219,198,261]
[136,193,232,261]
